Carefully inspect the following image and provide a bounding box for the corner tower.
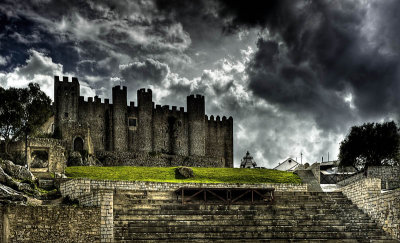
[112,85,128,151]
[54,76,80,129]
[137,89,153,152]
[187,94,206,156]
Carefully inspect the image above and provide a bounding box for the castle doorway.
[74,137,84,152]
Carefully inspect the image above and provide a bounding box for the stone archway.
[74,137,84,152]
[30,149,49,169]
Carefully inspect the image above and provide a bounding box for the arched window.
[74,137,84,152]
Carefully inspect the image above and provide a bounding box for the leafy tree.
[0,83,52,160]
[339,121,400,171]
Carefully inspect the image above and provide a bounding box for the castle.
[54,76,233,167]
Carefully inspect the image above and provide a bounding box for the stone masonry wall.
[341,178,400,239]
[96,150,225,167]
[0,207,3,243]
[60,179,308,200]
[337,171,365,187]
[367,166,400,189]
[338,166,400,189]
[1,205,100,243]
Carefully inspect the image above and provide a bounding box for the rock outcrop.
[0,183,27,203]
[0,159,35,181]
[68,151,83,166]
[177,166,194,178]
[0,167,34,194]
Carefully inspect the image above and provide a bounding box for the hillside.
[65,166,302,184]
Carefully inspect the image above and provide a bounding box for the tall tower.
[54,76,80,130]
[187,94,206,156]
[112,85,128,151]
[137,89,153,152]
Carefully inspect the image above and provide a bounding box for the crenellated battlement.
[79,96,111,105]
[113,85,127,92]
[154,105,185,116]
[138,88,152,94]
[206,115,234,127]
[54,76,79,83]
[54,75,233,168]
[188,94,205,101]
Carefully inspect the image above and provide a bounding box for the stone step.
[112,199,354,207]
[114,200,355,208]
[113,231,392,240]
[114,202,360,210]
[114,219,378,228]
[125,239,397,243]
[114,225,384,233]
[113,209,368,217]
[274,192,344,196]
[113,214,372,221]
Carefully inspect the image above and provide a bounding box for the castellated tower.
[53,75,233,168]
[54,76,80,129]
[187,94,206,156]
[112,86,128,151]
[137,89,153,152]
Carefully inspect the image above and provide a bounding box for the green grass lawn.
[65,166,302,184]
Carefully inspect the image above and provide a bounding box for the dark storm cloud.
[156,0,400,130]
[215,0,400,130]
[120,59,169,86]
[2,0,400,167]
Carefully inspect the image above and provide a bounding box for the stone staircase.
[113,191,397,242]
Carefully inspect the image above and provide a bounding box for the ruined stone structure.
[54,76,233,167]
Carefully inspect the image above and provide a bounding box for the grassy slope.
[65,166,302,184]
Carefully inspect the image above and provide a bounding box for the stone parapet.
[338,166,400,189]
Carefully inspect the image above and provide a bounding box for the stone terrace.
[58,179,397,242]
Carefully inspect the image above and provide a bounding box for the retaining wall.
[60,179,308,200]
[338,166,400,189]
[341,178,400,239]
[1,205,100,243]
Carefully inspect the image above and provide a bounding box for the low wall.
[367,166,400,189]
[338,166,400,189]
[1,205,100,243]
[60,179,308,200]
[341,178,400,239]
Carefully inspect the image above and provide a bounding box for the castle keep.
[54,76,233,167]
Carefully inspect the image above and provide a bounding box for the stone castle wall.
[1,205,100,243]
[341,178,400,239]
[55,76,233,167]
[95,150,225,167]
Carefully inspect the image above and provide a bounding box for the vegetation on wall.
[339,121,400,171]
[65,166,302,184]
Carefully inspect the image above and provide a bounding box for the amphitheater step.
[112,191,396,242]
[113,231,392,240]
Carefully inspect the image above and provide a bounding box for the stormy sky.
[1,0,399,167]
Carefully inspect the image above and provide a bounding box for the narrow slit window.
[128,118,137,127]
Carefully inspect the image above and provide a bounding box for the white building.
[273,158,300,171]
